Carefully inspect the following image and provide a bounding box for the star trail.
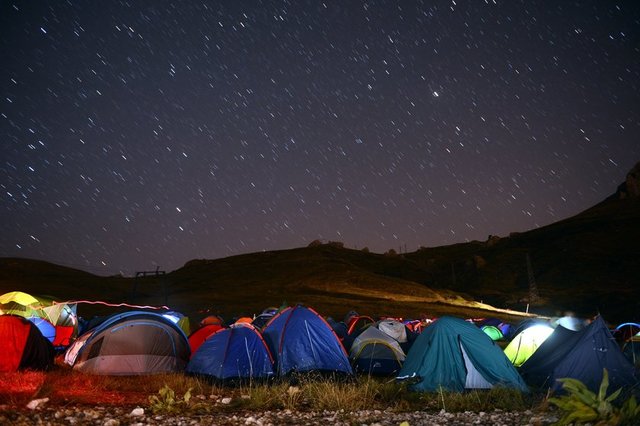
[2,1,639,275]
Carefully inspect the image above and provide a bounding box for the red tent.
[0,315,54,372]
[188,324,224,357]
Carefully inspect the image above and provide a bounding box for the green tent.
[481,325,504,341]
[503,324,554,367]
[397,316,527,392]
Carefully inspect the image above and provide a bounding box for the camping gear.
[397,316,527,392]
[0,315,54,372]
[187,323,274,382]
[188,323,225,356]
[503,324,554,367]
[519,316,637,392]
[0,291,78,348]
[65,311,190,375]
[350,320,407,375]
[262,305,353,377]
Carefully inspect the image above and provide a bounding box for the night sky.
[2,1,639,276]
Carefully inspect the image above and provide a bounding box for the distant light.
[432,91,439,97]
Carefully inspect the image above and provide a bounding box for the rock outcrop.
[615,161,640,199]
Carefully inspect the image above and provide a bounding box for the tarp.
[397,316,527,392]
[262,305,353,376]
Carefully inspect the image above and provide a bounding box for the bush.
[548,369,640,425]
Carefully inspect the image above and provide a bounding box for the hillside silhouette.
[2,162,638,324]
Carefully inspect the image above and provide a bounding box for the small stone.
[130,407,144,417]
[103,419,120,426]
[26,397,49,410]
[221,397,232,404]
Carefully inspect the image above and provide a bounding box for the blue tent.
[262,305,353,377]
[186,323,274,382]
[397,316,527,392]
[519,316,637,393]
[28,317,56,343]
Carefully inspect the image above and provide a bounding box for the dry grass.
[0,368,546,416]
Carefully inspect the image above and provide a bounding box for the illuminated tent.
[0,291,78,347]
[503,324,554,367]
[397,316,527,392]
[187,323,274,382]
[0,315,54,372]
[349,320,407,376]
[65,311,190,375]
[519,316,637,392]
[262,305,353,377]
[481,325,504,341]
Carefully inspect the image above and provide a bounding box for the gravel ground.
[1,404,558,425]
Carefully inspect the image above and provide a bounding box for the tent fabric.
[28,317,57,343]
[349,323,406,376]
[0,315,54,372]
[188,323,225,356]
[397,316,527,392]
[519,316,638,392]
[0,291,78,347]
[68,311,190,375]
[377,319,408,343]
[481,325,504,341]
[262,305,353,376]
[503,324,554,367]
[186,323,274,382]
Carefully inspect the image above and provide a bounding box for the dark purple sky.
[2,1,639,276]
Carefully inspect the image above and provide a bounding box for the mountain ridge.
[2,162,639,323]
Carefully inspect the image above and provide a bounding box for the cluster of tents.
[1,290,639,396]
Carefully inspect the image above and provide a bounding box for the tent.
[188,323,225,356]
[349,320,407,375]
[0,291,78,347]
[0,315,54,372]
[476,318,512,339]
[623,337,640,368]
[481,325,504,341]
[65,311,190,375]
[397,316,527,392]
[186,323,274,382]
[262,305,353,377]
[519,316,637,393]
[503,324,554,367]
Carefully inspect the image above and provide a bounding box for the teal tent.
[397,316,527,392]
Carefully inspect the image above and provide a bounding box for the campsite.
[1,165,640,424]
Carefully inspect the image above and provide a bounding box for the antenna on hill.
[132,266,168,305]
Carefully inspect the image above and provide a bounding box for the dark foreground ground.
[1,404,557,426]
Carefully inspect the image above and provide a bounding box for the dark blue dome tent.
[519,316,638,393]
[262,305,353,377]
[186,323,274,383]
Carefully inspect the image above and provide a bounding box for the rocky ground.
[1,404,558,426]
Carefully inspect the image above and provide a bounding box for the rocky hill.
[2,162,639,324]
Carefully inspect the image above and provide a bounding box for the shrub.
[548,369,640,425]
